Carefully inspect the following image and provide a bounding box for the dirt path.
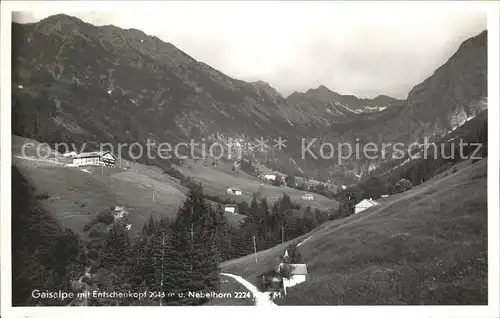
[297,234,314,247]
[220,273,277,306]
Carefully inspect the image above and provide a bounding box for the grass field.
[221,158,488,305]
[176,158,339,211]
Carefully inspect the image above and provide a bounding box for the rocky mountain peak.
[35,14,88,36]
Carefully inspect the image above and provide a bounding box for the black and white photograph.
[1,1,499,317]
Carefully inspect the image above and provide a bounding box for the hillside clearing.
[175,158,339,211]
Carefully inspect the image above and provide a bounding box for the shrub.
[277,263,294,279]
[272,175,284,187]
[395,178,413,193]
[257,269,282,291]
[36,191,49,200]
[81,275,90,284]
[83,222,94,232]
[203,194,238,205]
[163,166,185,180]
[282,243,303,263]
[87,248,99,260]
[296,183,307,191]
[285,175,296,187]
[328,208,342,221]
[181,178,198,190]
[89,228,105,238]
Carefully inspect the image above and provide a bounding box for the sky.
[11,1,488,99]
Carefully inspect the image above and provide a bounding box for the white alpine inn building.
[72,151,117,167]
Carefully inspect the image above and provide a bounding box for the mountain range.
[11,14,488,182]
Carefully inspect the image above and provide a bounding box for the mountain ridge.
[25,14,406,110]
[11,14,488,182]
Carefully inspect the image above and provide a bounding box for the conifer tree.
[167,229,194,305]
[258,197,270,239]
[129,217,160,290]
[152,230,182,305]
[304,206,316,231]
[240,196,260,238]
[280,193,293,212]
[213,204,232,261]
[102,223,131,277]
[169,184,221,305]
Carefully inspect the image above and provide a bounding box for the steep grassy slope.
[221,158,487,305]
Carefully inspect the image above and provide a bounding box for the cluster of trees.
[285,175,336,199]
[394,178,413,193]
[360,176,415,198]
[14,174,227,306]
[12,167,84,306]
[83,185,226,306]
[233,194,331,252]
[284,175,296,187]
[239,158,259,177]
[272,175,284,186]
[333,114,488,215]
[332,176,413,218]
[12,91,67,145]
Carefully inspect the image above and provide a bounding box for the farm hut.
[354,198,380,214]
[301,193,314,200]
[224,204,238,214]
[226,187,242,196]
